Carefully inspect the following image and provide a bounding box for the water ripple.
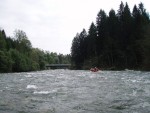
[0,70,150,113]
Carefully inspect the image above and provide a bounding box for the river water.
[0,70,150,113]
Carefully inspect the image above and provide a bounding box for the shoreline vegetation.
[71,1,150,71]
[1,1,150,73]
[0,30,70,73]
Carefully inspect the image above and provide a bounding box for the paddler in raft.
[90,67,100,72]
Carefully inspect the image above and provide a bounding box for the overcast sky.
[0,0,149,54]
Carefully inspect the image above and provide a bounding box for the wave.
[33,91,51,94]
[26,85,38,89]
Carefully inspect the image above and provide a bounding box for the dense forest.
[71,2,150,70]
[0,30,70,73]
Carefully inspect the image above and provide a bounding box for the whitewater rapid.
[0,70,150,113]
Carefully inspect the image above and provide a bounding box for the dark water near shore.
[0,70,150,113]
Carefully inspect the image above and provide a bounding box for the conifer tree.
[70,1,150,70]
[87,22,97,58]
[96,9,107,56]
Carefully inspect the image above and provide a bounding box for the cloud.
[0,0,149,54]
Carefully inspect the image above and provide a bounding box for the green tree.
[0,30,7,51]
[71,33,82,69]
[86,22,97,58]
[132,3,150,68]
[71,1,150,70]
[30,48,45,70]
[96,9,108,56]
[79,29,88,61]
[71,29,88,69]
[142,25,150,70]
[14,30,32,54]
[117,1,124,20]
[107,9,119,67]
[0,51,13,72]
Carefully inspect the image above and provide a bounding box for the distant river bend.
[0,70,150,113]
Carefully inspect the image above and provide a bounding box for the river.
[0,70,150,113]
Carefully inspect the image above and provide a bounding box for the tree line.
[0,29,70,73]
[71,2,150,70]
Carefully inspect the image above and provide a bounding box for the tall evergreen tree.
[142,25,150,70]
[70,2,150,70]
[71,33,81,69]
[132,3,150,68]
[87,22,97,58]
[0,30,6,51]
[79,29,88,59]
[96,9,107,56]
[71,29,87,69]
[107,9,119,67]
[117,1,124,20]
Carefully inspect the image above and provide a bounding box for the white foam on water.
[25,75,32,78]
[5,86,9,89]
[127,79,139,83]
[33,91,51,94]
[77,73,86,77]
[144,88,150,96]
[142,102,150,107]
[144,80,150,84]
[132,90,137,96]
[33,91,50,94]
[131,80,137,83]
[33,89,57,94]
[26,85,37,89]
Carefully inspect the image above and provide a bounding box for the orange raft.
[90,67,100,72]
